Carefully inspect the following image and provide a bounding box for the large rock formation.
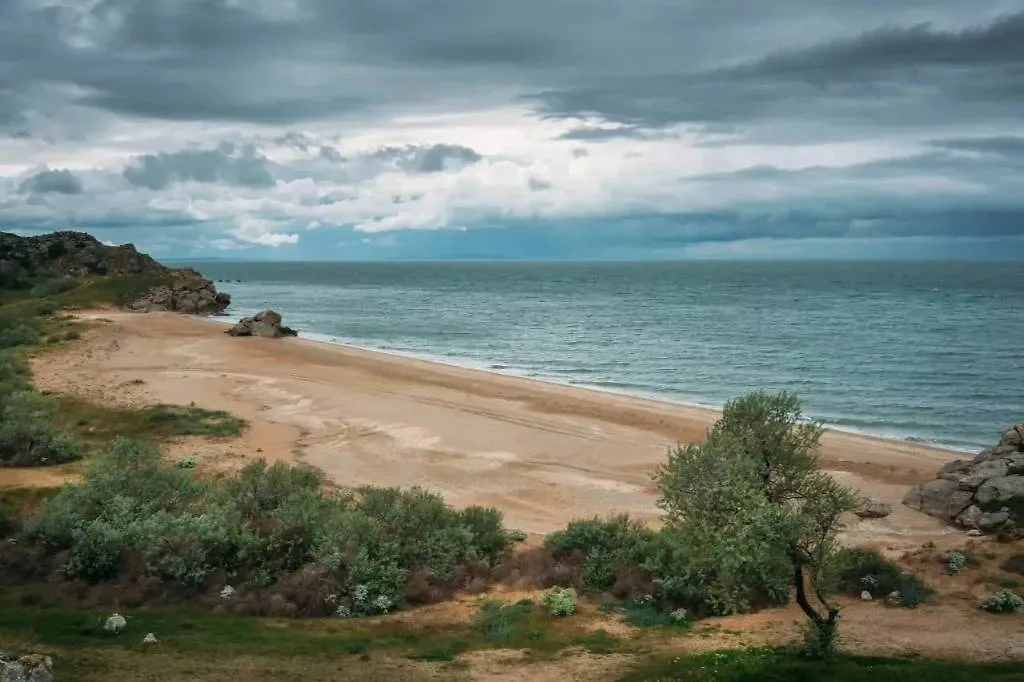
[125,268,231,315]
[0,230,164,279]
[226,310,297,338]
[903,423,1024,534]
[0,231,230,315]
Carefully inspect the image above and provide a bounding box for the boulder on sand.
[854,497,892,519]
[903,422,1024,535]
[226,310,297,339]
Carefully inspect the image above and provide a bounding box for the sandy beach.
[21,310,964,544]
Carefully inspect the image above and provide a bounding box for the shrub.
[979,590,1024,614]
[29,278,77,297]
[620,596,691,629]
[63,330,81,341]
[353,486,476,580]
[0,352,31,391]
[541,586,577,617]
[946,551,968,575]
[27,439,206,552]
[140,507,250,587]
[0,391,84,466]
[545,515,655,592]
[474,599,535,642]
[35,300,58,317]
[459,505,509,562]
[17,437,513,617]
[897,573,934,608]
[827,547,903,598]
[0,324,39,349]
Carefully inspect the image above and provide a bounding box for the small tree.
[654,391,856,657]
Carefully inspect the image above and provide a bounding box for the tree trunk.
[793,559,823,623]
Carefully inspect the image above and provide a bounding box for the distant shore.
[37,310,962,540]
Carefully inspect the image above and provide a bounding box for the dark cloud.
[1,0,1023,259]
[18,168,82,194]
[318,146,345,162]
[929,136,1024,157]
[0,0,1014,132]
[557,126,648,141]
[531,10,1024,138]
[122,143,275,190]
[370,144,482,173]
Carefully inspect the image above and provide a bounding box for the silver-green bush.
[541,587,577,617]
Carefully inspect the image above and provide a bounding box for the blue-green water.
[192,261,1024,452]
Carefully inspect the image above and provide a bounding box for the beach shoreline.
[25,310,963,541]
[203,312,974,456]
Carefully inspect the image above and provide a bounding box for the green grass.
[406,640,470,661]
[617,647,1024,681]
[0,275,161,320]
[0,597,623,663]
[1,487,62,536]
[620,603,691,631]
[3,600,1018,681]
[0,486,62,516]
[54,396,247,448]
[52,275,163,309]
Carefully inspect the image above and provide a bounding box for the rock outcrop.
[125,268,231,315]
[226,310,297,338]
[903,423,1024,534]
[0,653,54,682]
[0,231,164,280]
[0,230,230,315]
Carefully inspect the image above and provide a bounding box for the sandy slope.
[19,310,963,546]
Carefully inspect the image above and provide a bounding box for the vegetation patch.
[617,647,1024,682]
[544,514,656,594]
[474,599,537,643]
[53,397,248,447]
[979,590,1024,614]
[826,547,931,607]
[618,597,691,630]
[29,278,78,298]
[4,440,513,615]
[0,354,84,467]
[541,586,577,617]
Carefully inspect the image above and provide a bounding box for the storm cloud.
[0,0,1022,258]
[18,168,83,195]
[369,144,483,173]
[122,144,275,190]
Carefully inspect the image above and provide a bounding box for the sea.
[189,260,1024,453]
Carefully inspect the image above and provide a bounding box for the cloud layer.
[1,0,1022,258]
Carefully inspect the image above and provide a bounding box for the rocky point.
[0,231,230,315]
[903,423,1024,535]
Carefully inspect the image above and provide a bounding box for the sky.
[1,1,1023,260]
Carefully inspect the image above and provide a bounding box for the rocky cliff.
[903,423,1024,536]
[0,231,230,315]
